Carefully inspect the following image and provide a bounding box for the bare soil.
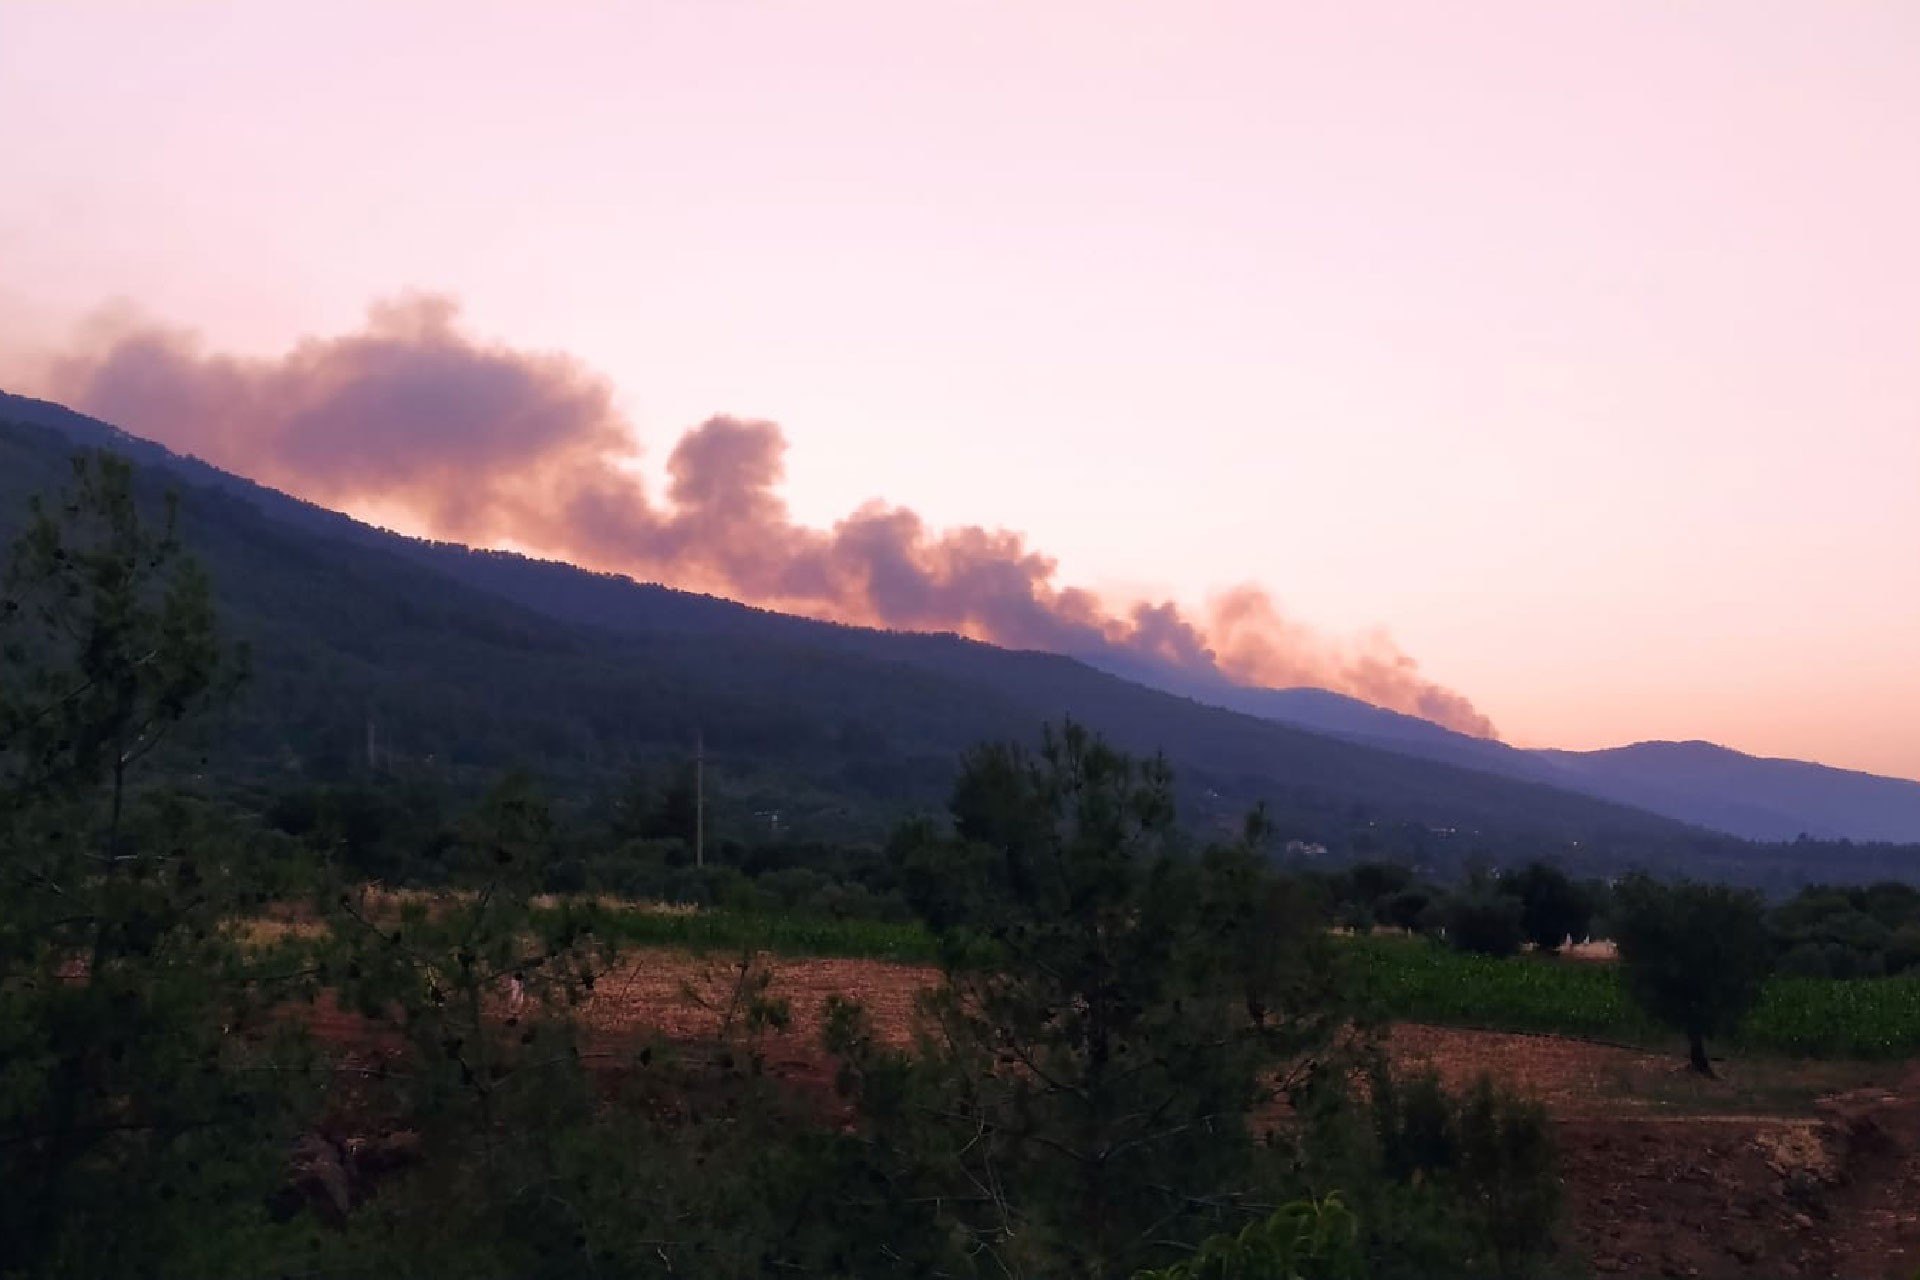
[304,946,1920,1277]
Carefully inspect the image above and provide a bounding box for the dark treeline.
[259,764,921,922]
[256,757,1920,991]
[1318,855,1920,980]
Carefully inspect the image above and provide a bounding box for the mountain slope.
[1092,651,1920,845]
[5,392,1917,885]
[1536,741,1920,845]
[0,395,1699,850]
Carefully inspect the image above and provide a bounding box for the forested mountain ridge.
[1532,740,1920,844]
[3,392,1916,885]
[1136,666,1920,844]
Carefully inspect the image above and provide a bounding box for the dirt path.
[1816,1074,1920,1279]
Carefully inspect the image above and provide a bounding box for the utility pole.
[695,730,705,869]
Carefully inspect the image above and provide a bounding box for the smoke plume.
[27,295,1497,737]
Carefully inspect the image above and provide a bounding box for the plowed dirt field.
[308,946,1920,1277]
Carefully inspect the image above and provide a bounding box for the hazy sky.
[3,1,1917,778]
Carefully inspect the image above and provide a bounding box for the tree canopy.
[1612,874,1775,1075]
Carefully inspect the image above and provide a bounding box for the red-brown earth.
[299,947,1920,1277]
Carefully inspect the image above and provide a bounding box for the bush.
[1772,902,1892,979]
[1292,1060,1561,1279]
[1887,923,1920,976]
[757,865,828,910]
[1501,862,1592,952]
[1371,1067,1560,1278]
[1859,881,1920,931]
[1136,1196,1365,1280]
[1445,890,1525,958]
[1347,861,1414,905]
[1381,886,1436,934]
[1338,899,1378,933]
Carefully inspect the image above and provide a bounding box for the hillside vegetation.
[5,401,1917,886]
[8,446,1920,1279]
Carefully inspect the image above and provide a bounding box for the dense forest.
[4,403,1917,891]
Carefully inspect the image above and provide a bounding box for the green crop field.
[570,906,1920,1060]
[1744,973,1920,1058]
[1343,935,1659,1042]
[1345,934,1920,1060]
[584,905,943,964]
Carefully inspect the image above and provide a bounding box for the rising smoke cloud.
[26,295,1497,737]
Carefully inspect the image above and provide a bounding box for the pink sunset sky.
[2,1,1917,778]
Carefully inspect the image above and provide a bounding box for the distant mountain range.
[4,389,1918,886]
[1088,659,1920,844]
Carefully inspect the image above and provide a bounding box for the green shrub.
[1381,886,1436,934]
[1887,923,1920,976]
[1502,862,1593,953]
[1136,1196,1365,1280]
[1444,891,1525,958]
[1368,1066,1559,1278]
[1289,1061,1562,1279]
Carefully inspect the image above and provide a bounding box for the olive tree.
[1611,874,1773,1075]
